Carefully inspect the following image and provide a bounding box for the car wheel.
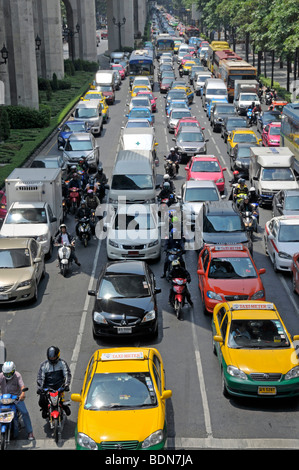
[263,236,268,255]
[221,369,229,398]
[31,282,38,303]
[292,273,297,294]
[273,255,279,273]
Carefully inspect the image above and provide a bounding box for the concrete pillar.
[33,0,64,79]
[137,0,147,37]
[107,0,134,53]
[67,0,97,62]
[0,0,10,105]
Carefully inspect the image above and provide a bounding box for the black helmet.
[47,346,60,364]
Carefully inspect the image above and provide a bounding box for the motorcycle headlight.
[142,430,164,449]
[227,366,248,380]
[93,311,108,324]
[251,290,265,300]
[206,290,222,301]
[142,310,156,323]
[77,433,97,450]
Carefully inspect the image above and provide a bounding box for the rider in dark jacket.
[168,260,193,307]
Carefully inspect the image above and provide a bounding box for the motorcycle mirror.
[88,290,96,296]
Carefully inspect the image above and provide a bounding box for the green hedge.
[4,104,51,129]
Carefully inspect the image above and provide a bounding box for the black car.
[220,116,247,142]
[272,189,299,217]
[230,143,252,178]
[89,260,161,339]
[210,103,236,132]
[197,201,253,254]
[257,111,281,134]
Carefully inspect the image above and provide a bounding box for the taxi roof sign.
[213,245,244,251]
[101,351,144,361]
[232,303,275,310]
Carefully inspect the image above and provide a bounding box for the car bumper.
[92,318,158,338]
[107,243,161,261]
[0,283,37,303]
[274,255,293,272]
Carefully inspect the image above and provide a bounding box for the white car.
[104,204,161,261]
[179,180,223,225]
[264,215,299,272]
[127,96,152,113]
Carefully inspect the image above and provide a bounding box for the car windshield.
[85,93,103,100]
[172,111,192,119]
[75,108,98,118]
[207,89,227,96]
[65,140,93,151]
[114,212,155,230]
[228,319,290,349]
[84,372,157,410]
[261,168,295,181]
[131,99,150,107]
[216,105,235,114]
[234,133,257,143]
[130,109,151,118]
[197,76,211,83]
[162,78,173,85]
[63,122,86,132]
[170,102,188,110]
[269,126,281,136]
[191,160,220,172]
[227,119,247,130]
[241,94,258,101]
[236,147,251,157]
[178,132,204,143]
[284,196,299,210]
[98,274,150,299]
[208,257,256,279]
[98,86,112,92]
[204,215,243,232]
[5,208,47,224]
[125,121,150,128]
[278,224,299,242]
[168,91,186,100]
[185,188,219,202]
[112,175,153,190]
[263,113,281,123]
[0,249,31,268]
[32,160,61,169]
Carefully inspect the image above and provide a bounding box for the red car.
[136,90,157,112]
[159,77,174,94]
[197,244,266,314]
[101,30,108,39]
[262,122,281,147]
[0,191,7,220]
[174,117,203,137]
[111,64,125,80]
[185,155,226,194]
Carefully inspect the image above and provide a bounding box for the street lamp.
[112,17,126,50]
[65,23,80,62]
[35,34,42,51]
[0,44,8,65]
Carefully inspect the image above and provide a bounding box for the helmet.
[60,224,67,230]
[249,187,256,192]
[170,147,175,152]
[81,200,86,206]
[163,181,170,188]
[72,173,78,177]
[2,362,16,380]
[233,170,239,176]
[163,174,170,180]
[87,189,94,194]
[171,259,180,267]
[238,178,245,185]
[47,346,60,364]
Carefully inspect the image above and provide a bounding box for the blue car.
[125,107,155,126]
[57,120,88,149]
[206,98,228,120]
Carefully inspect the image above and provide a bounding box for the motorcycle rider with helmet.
[167,147,180,174]
[67,172,82,190]
[161,173,175,192]
[37,346,71,419]
[94,165,108,203]
[55,224,81,266]
[75,200,95,236]
[0,361,34,440]
[161,228,185,278]
[168,259,193,307]
[238,194,258,232]
[233,178,248,206]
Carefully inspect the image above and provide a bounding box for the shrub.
[4,104,51,129]
[0,107,10,141]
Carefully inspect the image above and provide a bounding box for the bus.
[281,103,299,172]
[218,58,257,102]
[128,49,154,88]
[207,41,230,72]
[213,49,241,78]
[155,34,175,58]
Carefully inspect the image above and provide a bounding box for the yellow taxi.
[212,300,299,398]
[172,84,194,104]
[182,60,196,75]
[82,90,109,123]
[131,85,151,97]
[71,348,172,450]
[227,128,261,157]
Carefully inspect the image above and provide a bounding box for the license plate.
[128,251,139,255]
[117,327,132,334]
[258,386,276,395]
[0,294,8,300]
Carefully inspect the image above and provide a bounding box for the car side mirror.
[161,390,172,400]
[258,268,266,275]
[71,393,82,403]
[88,290,96,296]
[197,269,204,275]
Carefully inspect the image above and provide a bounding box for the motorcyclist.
[85,189,100,211]
[67,172,82,190]
[0,361,34,440]
[75,200,95,236]
[37,346,71,419]
[233,178,248,206]
[55,224,81,266]
[248,186,259,204]
[158,181,174,201]
[239,194,258,232]
[161,173,175,192]
[168,259,193,307]
[161,228,185,278]
[94,165,108,202]
[167,147,180,174]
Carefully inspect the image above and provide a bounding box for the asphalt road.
[3,39,299,450]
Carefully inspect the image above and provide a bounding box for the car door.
[262,125,269,146]
[213,306,228,362]
[198,248,210,297]
[30,239,42,283]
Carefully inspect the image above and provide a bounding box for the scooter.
[0,388,28,450]
[77,216,92,247]
[164,157,176,179]
[242,210,255,240]
[42,387,70,444]
[56,242,73,277]
[68,187,81,215]
[169,278,188,320]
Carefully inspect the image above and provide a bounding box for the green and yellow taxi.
[71,348,172,450]
[172,84,194,104]
[131,85,151,97]
[82,90,109,123]
[227,128,261,157]
[212,300,299,398]
[182,60,196,75]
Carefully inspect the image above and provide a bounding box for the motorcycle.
[265,91,273,106]
[242,210,255,240]
[0,388,28,450]
[164,247,185,278]
[62,198,68,220]
[247,109,259,126]
[56,242,73,277]
[68,187,81,215]
[169,278,188,320]
[42,387,70,444]
[77,216,92,247]
[164,157,177,179]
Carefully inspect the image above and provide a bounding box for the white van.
[202,78,228,110]
[108,150,158,207]
[120,127,159,162]
[250,147,299,206]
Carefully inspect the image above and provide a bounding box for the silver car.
[167,108,192,133]
[73,100,103,137]
[63,132,100,170]
[173,127,208,162]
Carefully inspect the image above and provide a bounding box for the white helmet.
[2,361,16,380]
[163,174,170,180]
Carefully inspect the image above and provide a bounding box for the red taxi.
[261,122,281,147]
[174,117,203,137]
[111,64,125,80]
[185,155,226,194]
[197,244,266,314]
[136,90,158,112]
[0,191,7,220]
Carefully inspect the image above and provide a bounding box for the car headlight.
[142,430,164,449]
[278,251,292,259]
[93,311,108,324]
[227,365,248,380]
[17,280,32,288]
[142,310,156,323]
[77,433,97,450]
[251,290,265,300]
[108,239,119,248]
[285,366,299,380]
[37,234,48,242]
[206,290,222,301]
[148,239,159,247]
[216,178,224,183]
